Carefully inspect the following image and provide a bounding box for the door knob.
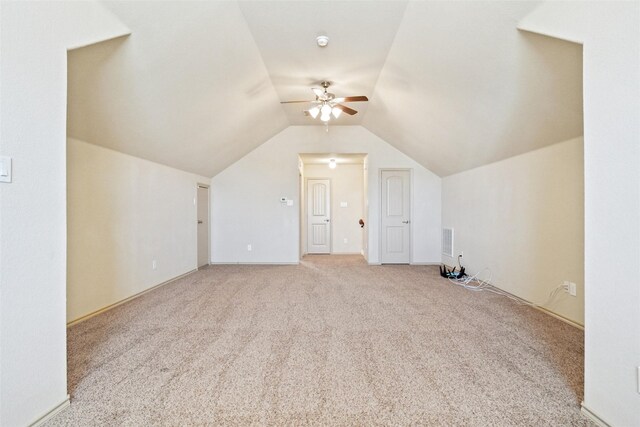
[324,219,330,222]
[402,220,410,224]
[197,220,203,224]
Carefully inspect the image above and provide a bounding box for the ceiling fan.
[280,81,368,122]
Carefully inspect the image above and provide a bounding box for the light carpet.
[47,255,589,426]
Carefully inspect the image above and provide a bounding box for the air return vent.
[442,228,454,257]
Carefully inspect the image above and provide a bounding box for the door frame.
[196,183,210,268]
[379,168,413,264]
[306,177,332,254]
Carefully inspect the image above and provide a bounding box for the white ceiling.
[67,0,583,177]
[239,1,408,125]
[68,1,289,177]
[362,1,583,176]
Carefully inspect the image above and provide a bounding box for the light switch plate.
[340,202,348,208]
[0,156,12,183]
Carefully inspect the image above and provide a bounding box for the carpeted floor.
[48,255,590,426]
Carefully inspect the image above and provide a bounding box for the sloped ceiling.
[362,1,583,176]
[238,1,408,125]
[68,0,582,177]
[68,1,289,177]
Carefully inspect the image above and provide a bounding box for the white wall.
[303,163,364,254]
[0,2,129,425]
[442,137,584,325]
[212,126,441,264]
[519,3,640,426]
[67,138,209,322]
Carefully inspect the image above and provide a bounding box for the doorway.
[380,169,411,264]
[299,153,367,257]
[197,184,210,268]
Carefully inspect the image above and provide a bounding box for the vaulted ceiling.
[67,0,583,178]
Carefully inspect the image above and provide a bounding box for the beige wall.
[442,137,584,325]
[211,126,442,264]
[67,138,209,322]
[303,163,364,254]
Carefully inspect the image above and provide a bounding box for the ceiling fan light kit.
[280,81,368,124]
[308,106,320,118]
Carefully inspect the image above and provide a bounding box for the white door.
[307,179,331,254]
[380,170,411,264]
[197,184,209,268]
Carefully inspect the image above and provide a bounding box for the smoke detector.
[316,35,329,47]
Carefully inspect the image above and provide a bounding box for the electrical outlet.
[563,281,577,296]
[152,260,157,270]
[247,244,252,251]
[343,238,348,244]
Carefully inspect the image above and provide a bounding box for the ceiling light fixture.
[308,106,320,119]
[316,35,329,47]
[329,158,337,169]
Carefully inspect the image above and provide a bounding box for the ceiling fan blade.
[332,96,369,103]
[334,104,358,115]
[312,88,324,97]
[281,100,316,104]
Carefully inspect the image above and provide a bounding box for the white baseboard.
[438,264,584,330]
[581,403,610,427]
[67,269,197,327]
[30,395,70,426]
[210,262,299,265]
[410,262,441,266]
[480,285,584,330]
[533,305,584,330]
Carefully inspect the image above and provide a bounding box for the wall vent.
[442,228,454,257]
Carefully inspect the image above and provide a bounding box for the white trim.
[581,403,610,427]
[29,395,70,426]
[534,305,584,330]
[410,262,441,266]
[67,269,197,326]
[210,262,299,265]
[440,263,584,329]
